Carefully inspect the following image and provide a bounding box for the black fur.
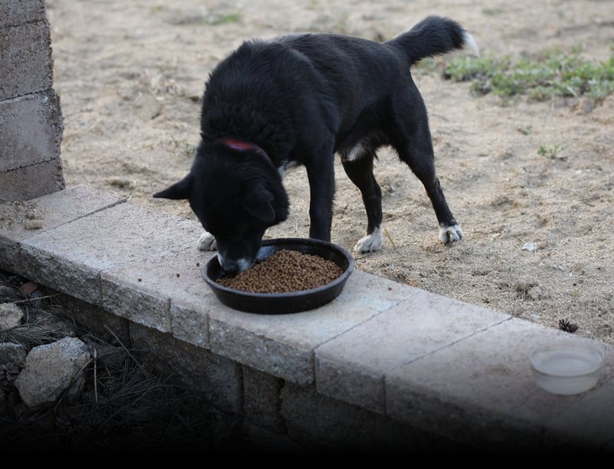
[154,15,475,273]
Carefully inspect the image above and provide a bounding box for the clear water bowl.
[529,342,605,395]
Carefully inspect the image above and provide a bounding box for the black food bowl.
[202,238,355,314]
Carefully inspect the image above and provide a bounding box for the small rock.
[522,242,538,252]
[19,281,39,297]
[23,220,44,230]
[527,285,544,301]
[106,178,135,189]
[0,362,21,387]
[495,149,515,160]
[515,281,539,299]
[576,97,595,114]
[0,285,21,303]
[571,262,586,275]
[0,343,27,367]
[490,195,513,207]
[0,303,24,329]
[14,337,91,409]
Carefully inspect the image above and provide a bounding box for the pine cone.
[558,318,579,334]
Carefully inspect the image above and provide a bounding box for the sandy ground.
[47,0,614,343]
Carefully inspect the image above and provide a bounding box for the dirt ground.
[47,0,614,344]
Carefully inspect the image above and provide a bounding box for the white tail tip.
[462,31,480,57]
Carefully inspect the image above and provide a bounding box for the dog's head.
[154,143,289,274]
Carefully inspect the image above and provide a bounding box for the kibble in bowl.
[202,238,355,314]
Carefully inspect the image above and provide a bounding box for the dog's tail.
[387,15,479,66]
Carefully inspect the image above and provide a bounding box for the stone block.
[240,422,309,453]
[208,270,419,384]
[0,157,64,204]
[129,323,243,414]
[0,0,47,29]
[280,381,465,452]
[0,90,63,173]
[0,21,53,100]
[19,202,202,305]
[315,290,510,414]
[243,365,286,433]
[101,246,215,337]
[385,318,610,450]
[543,369,614,449]
[55,292,131,346]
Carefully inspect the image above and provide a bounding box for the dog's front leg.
[197,231,217,251]
[305,157,335,242]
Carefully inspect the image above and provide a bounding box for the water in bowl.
[531,345,604,395]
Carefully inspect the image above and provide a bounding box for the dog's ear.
[153,174,193,200]
[241,188,275,223]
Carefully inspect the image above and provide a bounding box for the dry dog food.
[216,249,343,293]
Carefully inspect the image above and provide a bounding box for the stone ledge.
[0,0,47,30]
[1,185,613,451]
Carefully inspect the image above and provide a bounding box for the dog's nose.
[221,262,240,275]
[218,253,253,275]
[218,254,242,275]
[218,256,239,274]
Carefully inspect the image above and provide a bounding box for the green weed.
[516,124,533,135]
[443,49,614,101]
[537,145,564,160]
[205,12,242,25]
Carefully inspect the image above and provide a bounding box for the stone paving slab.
[314,290,511,414]
[101,245,215,338]
[0,185,123,273]
[385,318,614,449]
[19,202,203,305]
[0,185,123,242]
[129,323,243,414]
[208,270,420,385]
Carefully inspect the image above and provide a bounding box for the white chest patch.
[344,143,366,162]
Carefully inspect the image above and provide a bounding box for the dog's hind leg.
[390,113,463,244]
[341,152,384,252]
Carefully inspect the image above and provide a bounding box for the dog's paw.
[354,227,383,253]
[197,231,217,251]
[439,224,463,244]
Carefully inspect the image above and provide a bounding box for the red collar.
[218,138,269,159]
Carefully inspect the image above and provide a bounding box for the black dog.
[154,15,478,274]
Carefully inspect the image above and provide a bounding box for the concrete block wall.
[2,186,613,452]
[0,0,64,201]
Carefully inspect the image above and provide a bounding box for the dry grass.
[0,270,247,452]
